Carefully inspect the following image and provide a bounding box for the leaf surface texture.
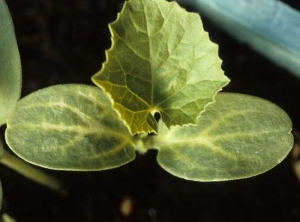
[92,0,229,134]
[156,93,293,181]
[5,85,135,170]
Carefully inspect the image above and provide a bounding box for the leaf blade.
[156,93,293,181]
[5,84,135,171]
[92,0,229,134]
[0,0,22,126]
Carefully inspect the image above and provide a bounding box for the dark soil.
[1,0,300,221]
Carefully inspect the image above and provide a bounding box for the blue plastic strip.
[177,0,300,77]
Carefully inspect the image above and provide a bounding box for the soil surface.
[1,0,300,221]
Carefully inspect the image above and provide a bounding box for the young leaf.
[92,0,229,134]
[156,93,293,181]
[0,0,22,126]
[5,84,136,170]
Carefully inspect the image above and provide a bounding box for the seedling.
[0,0,294,207]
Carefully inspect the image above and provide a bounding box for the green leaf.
[5,84,135,170]
[0,0,22,126]
[92,0,229,134]
[156,93,293,181]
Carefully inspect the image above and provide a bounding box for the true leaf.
[0,0,22,126]
[5,84,136,170]
[92,0,229,134]
[156,93,293,181]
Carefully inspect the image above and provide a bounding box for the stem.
[0,150,65,194]
[133,133,158,154]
